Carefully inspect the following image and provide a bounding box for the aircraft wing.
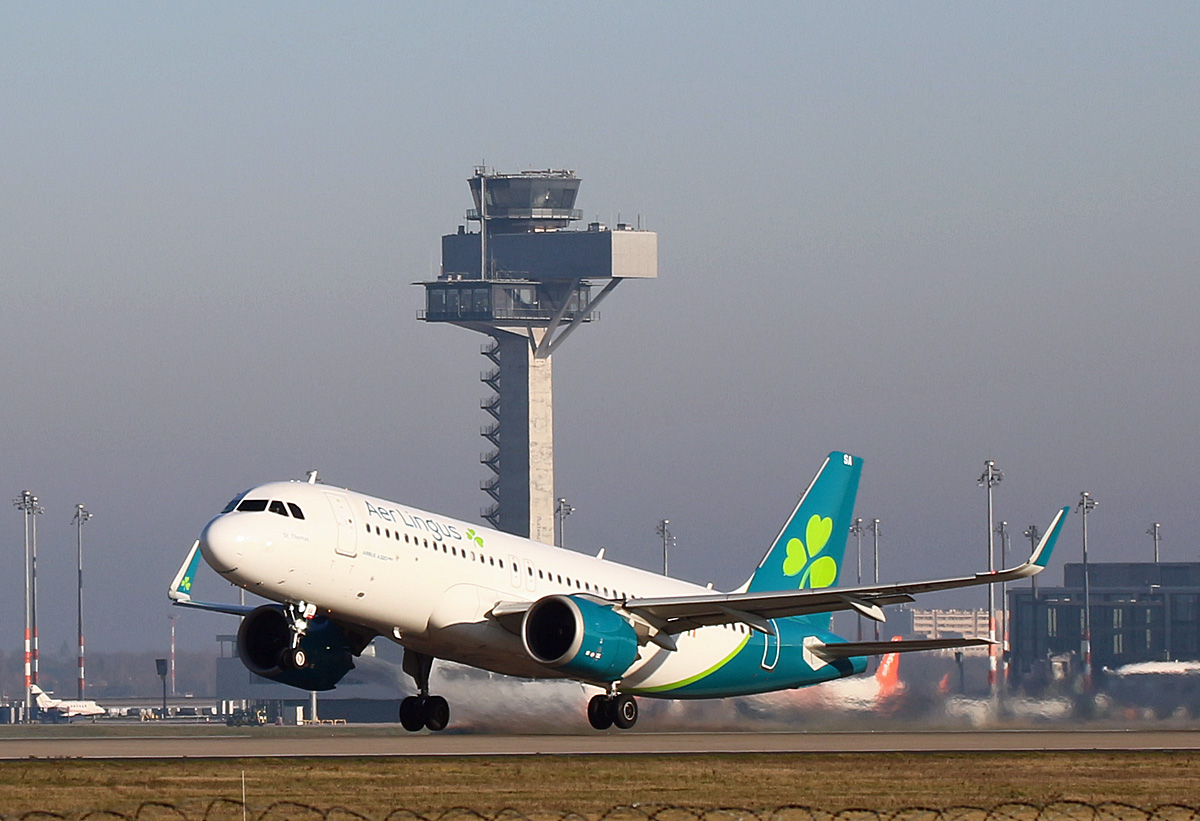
[620,505,1069,637]
[167,540,258,617]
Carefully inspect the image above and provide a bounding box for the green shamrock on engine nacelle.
[781,514,838,589]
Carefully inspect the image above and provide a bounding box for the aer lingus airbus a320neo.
[169,452,1068,731]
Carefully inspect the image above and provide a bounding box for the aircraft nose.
[199,514,243,573]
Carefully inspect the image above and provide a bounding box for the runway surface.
[3,728,1200,759]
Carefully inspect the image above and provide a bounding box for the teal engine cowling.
[522,595,639,682]
[236,605,355,691]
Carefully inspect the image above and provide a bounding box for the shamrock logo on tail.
[781,514,838,589]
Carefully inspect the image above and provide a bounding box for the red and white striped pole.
[978,461,1003,700]
[14,491,37,719]
[73,504,92,699]
[30,501,40,689]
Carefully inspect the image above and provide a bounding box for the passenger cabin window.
[287,503,305,520]
[236,499,268,513]
[269,500,288,517]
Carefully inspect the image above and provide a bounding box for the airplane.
[30,685,105,721]
[169,451,1069,732]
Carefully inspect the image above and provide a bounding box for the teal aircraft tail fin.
[745,451,863,594]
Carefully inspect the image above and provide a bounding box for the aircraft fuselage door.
[509,555,521,588]
[760,619,780,671]
[523,559,536,592]
[326,493,358,557]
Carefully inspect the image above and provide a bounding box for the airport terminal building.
[1008,562,1200,681]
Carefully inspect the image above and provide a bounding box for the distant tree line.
[0,645,216,700]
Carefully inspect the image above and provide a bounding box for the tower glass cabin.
[417,168,656,543]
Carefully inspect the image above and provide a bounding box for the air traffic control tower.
[417,168,657,544]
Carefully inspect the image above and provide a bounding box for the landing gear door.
[326,493,358,558]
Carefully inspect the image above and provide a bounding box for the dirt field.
[0,752,1197,818]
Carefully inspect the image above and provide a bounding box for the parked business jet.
[30,685,105,720]
[169,451,1068,731]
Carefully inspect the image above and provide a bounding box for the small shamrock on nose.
[782,514,838,589]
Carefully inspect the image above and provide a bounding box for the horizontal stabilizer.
[809,637,992,661]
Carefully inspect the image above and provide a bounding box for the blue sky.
[1,2,1197,657]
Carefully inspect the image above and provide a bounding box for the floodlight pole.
[169,614,178,696]
[555,497,574,548]
[996,520,1011,688]
[1024,523,1041,657]
[1024,524,1041,595]
[72,503,92,699]
[28,495,43,692]
[1079,491,1097,689]
[1147,523,1162,563]
[868,518,881,642]
[656,519,673,576]
[13,491,34,717]
[978,460,1002,698]
[849,517,864,641]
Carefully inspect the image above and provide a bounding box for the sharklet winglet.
[168,541,202,603]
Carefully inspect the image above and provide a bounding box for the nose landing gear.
[399,650,450,732]
[278,601,317,671]
[587,692,638,730]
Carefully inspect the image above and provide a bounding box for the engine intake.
[236,604,356,691]
[522,595,638,682]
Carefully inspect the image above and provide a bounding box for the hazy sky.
[2,3,1198,660]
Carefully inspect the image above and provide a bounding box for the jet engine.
[522,595,639,682]
[236,604,356,691]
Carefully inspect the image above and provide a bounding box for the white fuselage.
[32,688,105,717]
[200,480,756,692]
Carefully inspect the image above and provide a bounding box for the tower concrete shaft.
[480,330,555,543]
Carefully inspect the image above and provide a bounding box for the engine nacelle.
[236,605,355,691]
[522,595,639,683]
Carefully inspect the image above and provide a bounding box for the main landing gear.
[587,692,638,730]
[399,650,450,732]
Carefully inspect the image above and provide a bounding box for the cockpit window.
[287,502,305,520]
[268,500,288,517]
[236,499,268,513]
[222,490,251,513]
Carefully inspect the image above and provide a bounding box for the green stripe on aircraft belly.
[631,634,752,695]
